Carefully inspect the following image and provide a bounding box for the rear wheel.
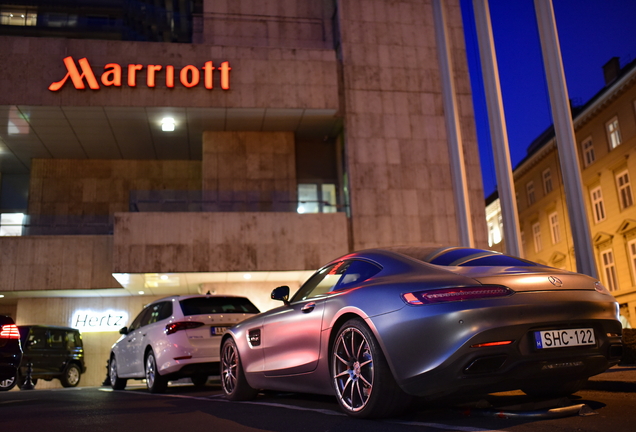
[191,374,208,388]
[221,338,258,400]
[0,374,17,391]
[60,364,81,387]
[331,318,412,418]
[145,351,168,393]
[109,355,127,390]
[522,378,587,397]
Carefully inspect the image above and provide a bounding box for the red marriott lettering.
[49,56,231,91]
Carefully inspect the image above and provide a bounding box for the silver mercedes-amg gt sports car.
[220,247,623,418]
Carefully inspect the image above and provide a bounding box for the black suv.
[0,316,22,391]
[16,325,86,389]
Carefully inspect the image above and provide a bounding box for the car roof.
[149,294,252,304]
[19,324,80,332]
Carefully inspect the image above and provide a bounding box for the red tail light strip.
[402,286,513,305]
[0,324,20,339]
[471,341,514,348]
[165,321,204,335]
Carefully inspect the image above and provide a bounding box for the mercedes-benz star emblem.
[548,276,563,287]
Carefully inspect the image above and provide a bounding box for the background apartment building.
[498,57,636,326]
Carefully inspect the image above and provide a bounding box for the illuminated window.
[297,183,337,214]
[628,239,636,285]
[607,117,622,150]
[526,181,535,206]
[0,7,37,26]
[582,138,595,167]
[549,212,560,244]
[0,213,24,236]
[601,249,618,291]
[616,170,633,210]
[532,222,542,253]
[542,169,553,195]
[590,186,606,223]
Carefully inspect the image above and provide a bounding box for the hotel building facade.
[0,0,487,387]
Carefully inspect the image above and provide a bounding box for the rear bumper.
[398,322,622,399]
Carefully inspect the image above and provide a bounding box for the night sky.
[460,0,636,198]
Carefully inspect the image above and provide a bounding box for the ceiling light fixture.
[243,274,252,280]
[161,117,175,131]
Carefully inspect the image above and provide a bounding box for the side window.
[146,302,171,325]
[291,262,347,302]
[48,329,65,349]
[66,331,78,349]
[335,260,382,290]
[128,308,150,332]
[159,302,173,321]
[27,328,47,349]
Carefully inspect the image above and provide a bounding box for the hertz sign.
[49,56,231,91]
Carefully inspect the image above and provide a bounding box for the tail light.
[165,322,204,335]
[402,285,513,305]
[0,324,20,339]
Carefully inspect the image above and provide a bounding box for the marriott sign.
[49,56,232,91]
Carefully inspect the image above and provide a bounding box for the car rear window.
[179,297,260,315]
[394,247,539,267]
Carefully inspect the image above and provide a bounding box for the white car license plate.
[211,327,228,336]
[534,328,595,349]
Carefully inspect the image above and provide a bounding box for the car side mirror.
[271,286,290,306]
[119,326,128,335]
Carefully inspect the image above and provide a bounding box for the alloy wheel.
[332,327,374,412]
[221,342,237,394]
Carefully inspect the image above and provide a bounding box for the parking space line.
[389,420,507,432]
[99,389,510,431]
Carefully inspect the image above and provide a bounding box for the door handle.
[301,302,316,313]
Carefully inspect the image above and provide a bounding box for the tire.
[60,363,82,387]
[331,318,412,418]
[221,338,258,400]
[190,374,208,388]
[0,374,18,391]
[109,355,128,390]
[145,350,168,394]
[522,378,587,397]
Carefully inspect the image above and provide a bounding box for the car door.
[261,262,346,376]
[22,327,47,376]
[46,329,67,374]
[116,308,150,376]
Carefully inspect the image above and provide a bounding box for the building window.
[549,212,560,244]
[542,169,553,195]
[590,186,606,223]
[0,213,24,236]
[607,116,622,149]
[616,170,634,210]
[582,138,595,167]
[628,239,636,285]
[527,181,536,206]
[601,249,618,291]
[532,222,542,253]
[0,7,37,26]
[297,183,337,214]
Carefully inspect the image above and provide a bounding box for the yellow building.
[514,57,636,326]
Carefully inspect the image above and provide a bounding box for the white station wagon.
[109,294,259,392]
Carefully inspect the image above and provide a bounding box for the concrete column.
[534,0,597,277]
[472,0,523,257]
[432,0,474,248]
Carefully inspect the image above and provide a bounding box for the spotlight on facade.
[161,117,175,131]
[243,274,252,280]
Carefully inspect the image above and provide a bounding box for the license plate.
[534,328,595,349]
[210,327,228,336]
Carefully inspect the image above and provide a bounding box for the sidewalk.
[590,365,636,382]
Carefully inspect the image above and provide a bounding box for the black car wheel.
[145,350,168,393]
[221,338,258,400]
[331,318,412,418]
[109,355,128,390]
[0,374,17,391]
[190,374,208,388]
[60,363,81,387]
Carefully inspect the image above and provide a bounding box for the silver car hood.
[444,265,597,292]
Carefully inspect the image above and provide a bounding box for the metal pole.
[432,0,474,247]
[534,0,597,277]
[472,0,523,257]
